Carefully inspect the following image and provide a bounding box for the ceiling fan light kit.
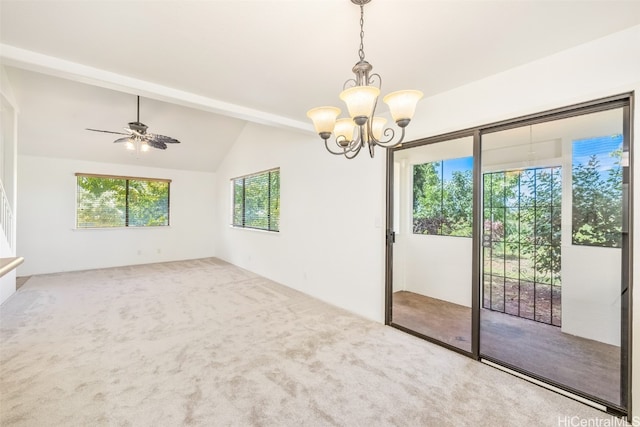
[86,96,181,152]
[307,0,423,159]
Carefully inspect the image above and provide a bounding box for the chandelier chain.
[358,4,365,61]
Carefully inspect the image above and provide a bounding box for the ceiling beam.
[0,44,313,133]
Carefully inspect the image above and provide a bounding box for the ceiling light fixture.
[86,96,181,152]
[307,0,423,159]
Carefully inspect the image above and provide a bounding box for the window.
[413,156,473,236]
[232,168,280,232]
[571,135,623,248]
[76,173,170,228]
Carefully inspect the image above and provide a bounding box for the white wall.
[17,155,217,275]
[215,122,386,322]
[0,66,19,305]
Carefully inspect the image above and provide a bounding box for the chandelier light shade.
[383,90,424,125]
[334,118,356,143]
[307,0,423,159]
[306,106,342,139]
[339,86,381,122]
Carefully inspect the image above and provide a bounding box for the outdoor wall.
[214,122,386,322]
[557,116,623,346]
[392,139,473,308]
[17,155,217,275]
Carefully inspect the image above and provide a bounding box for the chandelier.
[306,0,423,159]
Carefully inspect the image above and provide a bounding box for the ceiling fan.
[86,96,181,150]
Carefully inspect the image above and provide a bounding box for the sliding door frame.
[384,92,634,416]
[385,129,478,358]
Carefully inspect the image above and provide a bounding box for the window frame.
[230,167,280,232]
[75,173,171,229]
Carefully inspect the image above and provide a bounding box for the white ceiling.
[1,0,639,172]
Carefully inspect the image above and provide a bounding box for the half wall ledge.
[0,257,24,278]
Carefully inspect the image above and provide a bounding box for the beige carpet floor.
[0,258,620,426]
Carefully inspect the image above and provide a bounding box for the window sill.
[229,225,279,234]
[73,226,171,231]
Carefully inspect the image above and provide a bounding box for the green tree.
[269,171,280,231]
[442,169,473,236]
[77,176,169,228]
[520,168,562,284]
[77,176,126,227]
[233,170,279,231]
[482,171,519,242]
[413,162,443,234]
[128,180,169,226]
[572,154,622,247]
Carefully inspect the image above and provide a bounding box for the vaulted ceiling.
[2,0,639,172]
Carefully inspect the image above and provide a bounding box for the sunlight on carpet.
[0,258,618,426]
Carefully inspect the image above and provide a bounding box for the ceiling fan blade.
[113,137,131,144]
[146,139,167,150]
[86,128,129,136]
[146,133,181,144]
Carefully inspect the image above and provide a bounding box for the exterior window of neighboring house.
[76,173,170,228]
[232,168,280,232]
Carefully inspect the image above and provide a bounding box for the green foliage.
[77,176,126,227]
[269,171,280,231]
[519,168,562,284]
[232,169,279,232]
[482,171,520,239]
[412,162,443,234]
[232,181,244,227]
[412,159,473,237]
[442,170,473,236]
[127,180,169,227]
[77,176,169,228]
[572,152,622,248]
[483,167,561,285]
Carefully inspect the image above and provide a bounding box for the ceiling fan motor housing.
[128,121,148,134]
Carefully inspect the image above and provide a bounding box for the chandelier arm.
[372,126,406,148]
[342,133,365,154]
[343,78,358,91]
[344,141,364,159]
[367,73,382,89]
[324,135,363,155]
[324,138,350,156]
[341,128,365,159]
[368,140,375,158]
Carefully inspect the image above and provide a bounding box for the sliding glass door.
[386,95,632,413]
[388,134,474,353]
[479,106,629,409]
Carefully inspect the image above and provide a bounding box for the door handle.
[386,230,396,244]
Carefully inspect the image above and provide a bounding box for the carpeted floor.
[0,258,619,426]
